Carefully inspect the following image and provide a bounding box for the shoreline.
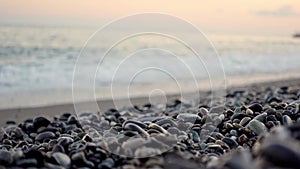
[1,76,300,169]
[1,77,300,126]
[1,70,300,110]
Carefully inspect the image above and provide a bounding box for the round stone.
[33,117,51,130]
[52,152,71,169]
[260,143,300,168]
[248,103,263,113]
[35,131,56,143]
[246,119,267,135]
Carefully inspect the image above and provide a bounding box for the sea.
[1,24,300,109]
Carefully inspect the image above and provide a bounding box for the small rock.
[260,143,300,168]
[177,113,201,123]
[246,119,267,135]
[254,113,267,122]
[248,103,263,113]
[124,123,149,137]
[246,109,253,115]
[16,158,38,167]
[0,150,13,165]
[52,152,71,169]
[33,117,50,130]
[98,158,114,169]
[239,117,251,126]
[35,131,56,143]
[282,115,293,126]
[221,137,239,149]
[123,120,147,129]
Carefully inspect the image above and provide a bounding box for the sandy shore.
[0,77,299,126]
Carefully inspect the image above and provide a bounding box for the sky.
[0,0,299,35]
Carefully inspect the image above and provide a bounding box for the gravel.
[0,83,300,169]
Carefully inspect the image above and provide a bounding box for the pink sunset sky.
[0,0,299,35]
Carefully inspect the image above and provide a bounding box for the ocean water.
[0,25,300,108]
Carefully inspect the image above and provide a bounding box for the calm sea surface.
[0,25,300,108]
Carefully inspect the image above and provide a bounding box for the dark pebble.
[33,117,50,130]
[266,96,282,103]
[260,143,300,168]
[123,123,149,137]
[6,121,16,125]
[0,150,13,165]
[52,152,71,169]
[35,131,56,143]
[148,123,168,134]
[67,115,78,125]
[266,115,277,122]
[248,103,263,113]
[230,113,249,121]
[98,158,114,169]
[16,158,38,167]
[237,134,248,143]
[221,137,239,149]
[123,120,147,129]
[58,137,74,148]
[52,144,65,153]
[72,152,95,168]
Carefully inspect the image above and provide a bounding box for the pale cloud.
[257,5,298,16]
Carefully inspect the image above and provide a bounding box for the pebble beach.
[2,1,300,169]
[0,78,300,169]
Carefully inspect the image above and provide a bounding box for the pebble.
[33,116,50,130]
[71,152,94,168]
[123,120,147,129]
[176,113,201,123]
[254,112,267,122]
[237,134,248,143]
[16,158,38,167]
[0,83,299,169]
[248,103,263,112]
[260,143,300,168]
[134,147,162,158]
[148,123,169,134]
[246,119,268,135]
[35,131,56,143]
[266,115,277,122]
[245,108,253,115]
[221,137,239,149]
[52,152,71,169]
[0,150,13,165]
[282,115,293,126]
[155,118,177,127]
[123,123,149,137]
[52,144,65,153]
[230,130,238,137]
[239,117,251,126]
[199,107,209,116]
[98,158,114,169]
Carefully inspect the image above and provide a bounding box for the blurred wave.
[0,25,300,108]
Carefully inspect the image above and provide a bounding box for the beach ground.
[1,78,299,126]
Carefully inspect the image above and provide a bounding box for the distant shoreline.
[1,70,300,109]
